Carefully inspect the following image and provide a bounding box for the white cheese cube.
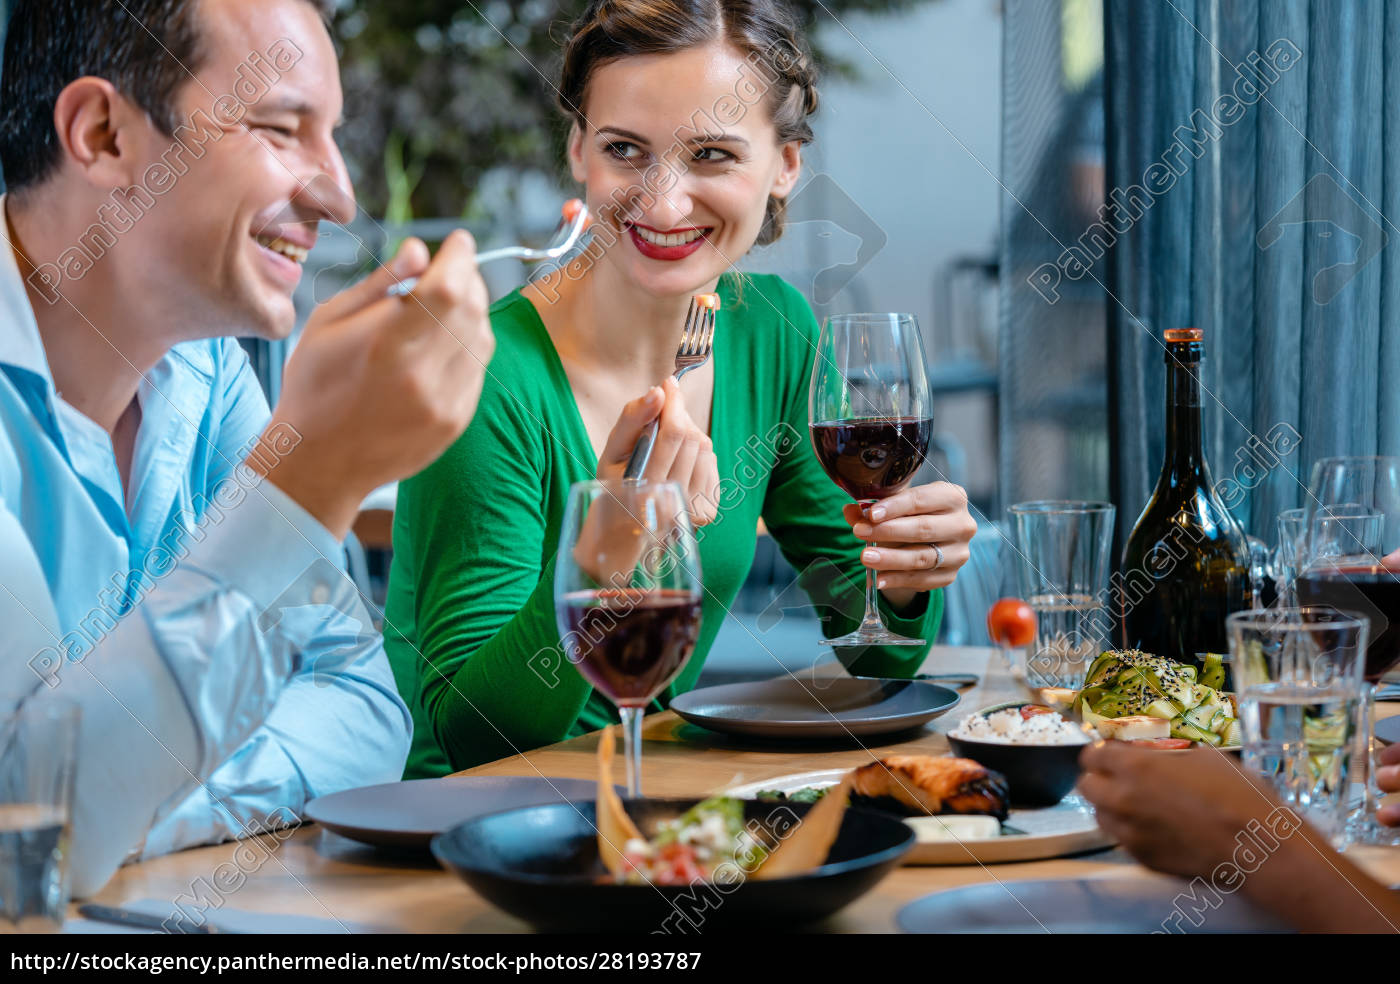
[906,815,1002,843]
[1095,715,1170,741]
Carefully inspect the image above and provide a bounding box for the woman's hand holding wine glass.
[843,482,977,606]
[808,312,959,646]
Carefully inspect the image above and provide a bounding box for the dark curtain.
[0,0,8,193]
[1106,0,1400,540]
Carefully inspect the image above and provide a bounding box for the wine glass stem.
[1362,682,1381,819]
[859,501,885,632]
[618,706,644,798]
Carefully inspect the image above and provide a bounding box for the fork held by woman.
[624,293,719,480]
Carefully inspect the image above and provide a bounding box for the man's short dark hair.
[0,0,334,194]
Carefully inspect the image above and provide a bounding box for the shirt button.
[311,583,330,605]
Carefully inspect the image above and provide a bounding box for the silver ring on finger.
[931,544,945,570]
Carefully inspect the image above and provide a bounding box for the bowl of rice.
[946,703,1091,807]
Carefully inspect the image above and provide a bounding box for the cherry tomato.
[1128,737,1194,750]
[987,598,1036,648]
[1019,704,1055,720]
[655,843,705,884]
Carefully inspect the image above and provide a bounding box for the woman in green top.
[384,0,979,776]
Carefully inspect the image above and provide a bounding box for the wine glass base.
[1344,815,1400,848]
[820,629,926,648]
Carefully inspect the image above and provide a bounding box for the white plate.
[727,768,1115,865]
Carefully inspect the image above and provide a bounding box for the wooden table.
[77,647,1400,933]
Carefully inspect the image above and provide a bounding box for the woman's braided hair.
[558,0,819,246]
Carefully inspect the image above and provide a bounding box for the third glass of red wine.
[808,312,933,648]
[1295,456,1400,847]
[555,479,702,797]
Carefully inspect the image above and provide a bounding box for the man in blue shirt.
[0,0,495,894]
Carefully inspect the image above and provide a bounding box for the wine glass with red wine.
[1294,456,1400,846]
[555,479,703,797]
[808,313,933,647]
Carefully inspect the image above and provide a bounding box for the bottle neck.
[1162,346,1206,480]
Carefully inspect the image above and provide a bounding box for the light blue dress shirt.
[0,219,410,895]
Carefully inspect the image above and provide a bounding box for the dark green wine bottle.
[1118,328,1253,668]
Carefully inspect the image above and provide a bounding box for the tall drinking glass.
[1229,608,1367,844]
[555,479,703,797]
[0,698,78,933]
[808,313,933,647]
[1008,501,1116,690]
[1292,456,1400,845]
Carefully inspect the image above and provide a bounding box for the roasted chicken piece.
[851,755,1010,821]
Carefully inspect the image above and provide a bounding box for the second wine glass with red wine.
[1294,457,1400,846]
[555,479,703,797]
[808,312,933,647]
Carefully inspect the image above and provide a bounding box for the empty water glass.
[1008,501,1116,690]
[1229,608,1367,844]
[0,698,78,933]
[1274,508,1307,607]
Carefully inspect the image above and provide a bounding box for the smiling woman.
[383,0,977,776]
[556,0,818,252]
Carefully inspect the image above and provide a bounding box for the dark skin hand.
[1079,741,1400,933]
[1375,740,1400,826]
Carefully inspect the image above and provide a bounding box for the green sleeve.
[396,390,591,769]
[757,280,942,677]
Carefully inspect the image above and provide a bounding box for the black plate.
[305,776,606,849]
[432,798,914,931]
[669,677,960,739]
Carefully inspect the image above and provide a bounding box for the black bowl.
[946,702,1088,807]
[431,797,914,932]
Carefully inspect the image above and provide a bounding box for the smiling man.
[0,0,494,895]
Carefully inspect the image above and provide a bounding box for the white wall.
[738,0,1004,502]
[786,0,1003,328]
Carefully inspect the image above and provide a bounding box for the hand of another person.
[1375,740,1400,826]
[1080,740,1400,934]
[253,233,494,539]
[594,377,720,526]
[1078,740,1303,879]
[844,481,977,608]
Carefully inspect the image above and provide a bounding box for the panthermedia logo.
[744,173,886,304]
[257,556,377,688]
[1257,172,1388,305]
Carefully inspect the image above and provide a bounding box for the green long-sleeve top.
[383,272,942,777]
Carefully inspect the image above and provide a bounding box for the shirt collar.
[0,194,57,390]
[0,194,220,533]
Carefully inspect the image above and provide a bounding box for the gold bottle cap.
[1164,327,1203,342]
